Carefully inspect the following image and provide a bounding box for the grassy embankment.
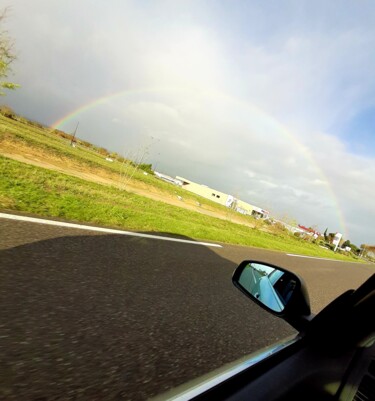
[1,156,360,261]
[0,114,254,221]
[0,114,360,261]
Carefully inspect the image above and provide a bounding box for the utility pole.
[70,122,79,147]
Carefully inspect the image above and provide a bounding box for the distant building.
[363,245,375,259]
[176,176,269,218]
[298,225,321,237]
[155,171,182,185]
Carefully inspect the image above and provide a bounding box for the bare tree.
[0,8,19,95]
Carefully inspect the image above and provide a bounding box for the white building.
[176,176,269,218]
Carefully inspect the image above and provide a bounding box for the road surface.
[0,214,373,400]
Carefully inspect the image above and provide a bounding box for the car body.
[153,261,375,401]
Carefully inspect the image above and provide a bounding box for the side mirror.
[233,261,312,331]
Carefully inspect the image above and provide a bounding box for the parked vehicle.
[153,261,375,401]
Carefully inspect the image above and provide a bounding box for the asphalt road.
[0,216,373,401]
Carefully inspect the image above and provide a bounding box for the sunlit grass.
[0,155,361,262]
[0,114,249,216]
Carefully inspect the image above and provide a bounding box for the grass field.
[0,155,361,261]
[0,114,259,224]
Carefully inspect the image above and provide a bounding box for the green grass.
[0,155,361,262]
[0,114,247,215]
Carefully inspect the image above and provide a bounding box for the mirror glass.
[237,262,298,312]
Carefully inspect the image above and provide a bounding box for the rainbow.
[51,87,347,237]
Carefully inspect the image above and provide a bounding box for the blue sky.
[3,0,375,244]
[340,107,375,157]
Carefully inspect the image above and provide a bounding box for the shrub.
[97,147,109,156]
[138,163,153,174]
[0,105,16,118]
[53,130,74,141]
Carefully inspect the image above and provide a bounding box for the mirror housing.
[233,261,312,331]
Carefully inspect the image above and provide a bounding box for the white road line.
[0,213,222,248]
[287,253,343,261]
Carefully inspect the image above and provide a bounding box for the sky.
[3,0,375,245]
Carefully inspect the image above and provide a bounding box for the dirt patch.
[1,139,259,229]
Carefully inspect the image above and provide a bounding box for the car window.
[1,2,374,400]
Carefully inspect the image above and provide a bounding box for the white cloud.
[311,179,328,186]
[259,180,279,189]
[245,170,256,178]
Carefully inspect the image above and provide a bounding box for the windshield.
[0,2,374,400]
